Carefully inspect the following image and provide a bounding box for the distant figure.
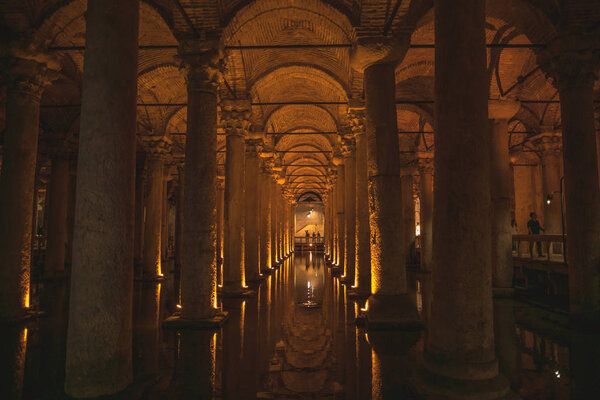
[316,232,321,241]
[305,230,310,243]
[312,232,316,238]
[511,219,518,234]
[527,212,544,257]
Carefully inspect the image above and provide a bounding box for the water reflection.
[5,254,599,399]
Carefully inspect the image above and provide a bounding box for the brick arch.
[263,104,339,136]
[222,0,354,96]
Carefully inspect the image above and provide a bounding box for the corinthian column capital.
[220,99,252,137]
[178,37,223,93]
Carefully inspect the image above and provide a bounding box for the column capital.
[221,99,251,137]
[1,44,60,99]
[537,32,599,88]
[245,138,263,154]
[139,135,173,159]
[332,155,343,166]
[417,156,434,175]
[341,137,356,157]
[216,175,225,190]
[347,105,366,137]
[531,132,562,157]
[178,38,223,93]
[350,35,409,73]
[488,98,520,120]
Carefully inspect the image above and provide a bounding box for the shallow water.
[2,253,598,399]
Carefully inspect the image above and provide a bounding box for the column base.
[347,288,371,299]
[219,287,256,298]
[135,275,166,283]
[163,311,229,329]
[0,309,45,325]
[41,271,69,281]
[493,287,515,298]
[414,356,518,400]
[365,293,423,331]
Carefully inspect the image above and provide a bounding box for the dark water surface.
[2,253,597,399]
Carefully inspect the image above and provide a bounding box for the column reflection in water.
[133,282,161,379]
[172,330,217,399]
[0,325,28,400]
[296,252,324,307]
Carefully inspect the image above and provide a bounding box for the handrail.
[512,234,566,264]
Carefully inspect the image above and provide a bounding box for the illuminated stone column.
[259,166,272,271]
[270,179,278,265]
[334,159,345,270]
[0,51,56,320]
[363,61,418,326]
[543,37,600,324]
[222,99,250,294]
[532,132,563,235]
[401,171,416,264]
[417,1,511,397]
[174,166,184,302]
[489,100,520,291]
[216,176,225,284]
[64,0,138,395]
[342,138,356,283]
[176,38,223,322]
[161,169,169,264]
[349,108,370,294]
[133,152,146,266]
[417,158,433,272]
[141,137,171,279]
[244,139,261,282]
[44,150,72,277]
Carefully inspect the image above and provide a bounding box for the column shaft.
[0,63,46,319]
[364,61,417,324]
[44,155,70,276]
[270,180,278,265]
[224,133,246,290]
[260,172,272,271]
[401,174,415,264]
[355,132,371,292]
[558,70,600,323]
[133,153,145,265]
[335,164,345,270]
[142,157,164,278]
[420,1,507,395]
[490,119,514,289]
[65,0,139,395]
[179,43,220,320]
[244,143,260,281]
[216,178,224,284]
[344,148,356,283]
[418,165,433,272]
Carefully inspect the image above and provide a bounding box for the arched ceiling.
[1,0,597,199]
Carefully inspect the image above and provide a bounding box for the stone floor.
[2,253,596,399]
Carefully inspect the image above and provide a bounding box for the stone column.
[64,0,139,396]
[533,132,563,235]
[417,1,511,397]
[176,39,223,322]
[401,171,416,264]
[244,139,261,282]
[334,159,345,271]
[44,151,71,277]
[133,152,146,266]
[417,158,433,272]
[342,139,356,284]
[161,169,170,263]
[222,100,251,294]
[544,37,600,324]
[363,61,418,326]
[140,138,171,279]
[259,167,272,271]
[174,166,184,303]
[0,52,56,320]
[489,100,520,292]
[349,108,371,294]
[270,179,278,265]
[216,176,225,284]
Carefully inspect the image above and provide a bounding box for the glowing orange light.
[360,299,369,312]
[176,304,182,309]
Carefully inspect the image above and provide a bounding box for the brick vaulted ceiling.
[0,0,598,198]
